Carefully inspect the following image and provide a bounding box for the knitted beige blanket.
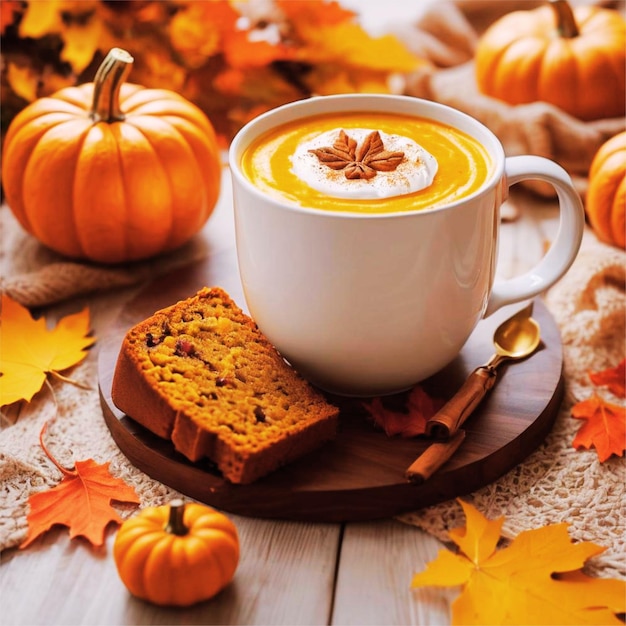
[1,0,624,584]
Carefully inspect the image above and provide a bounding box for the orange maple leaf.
[224,31,295,69]
[412,499,626,625]
[362,386,444,437]
[0,294,95,406]
[571,393,626,462]
[277,0,356,28]
[0,0,22,35]
[169,0,238,67]
[277,0,423,73]
[588,359,625,399]
[20,423,140,548]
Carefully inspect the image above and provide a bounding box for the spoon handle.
[425,366,497,439]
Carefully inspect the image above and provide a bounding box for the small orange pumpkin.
[475,0,626,121]
[586,132,625,249]
[113,499,240,607]
[1,48,221,264]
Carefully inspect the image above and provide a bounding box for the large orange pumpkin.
[113,499,240,607]
[586,132,625,249]
[475,0,626,121]
[1,48,222,264]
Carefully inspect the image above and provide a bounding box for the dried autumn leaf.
[18,0,102,71]
[18,0,62,39]
[278,0,423,72]
[59,15,103,73]
[20,423,140,548]
[6,62,40,102]
[412,500,626,625]
[170,0,237,68]
[0,294,95,406]
[0,0,22,35]
[588,359,625,398]
[277,0,356,29]
[224,30,294,70]
[406,386,445,424]
[571,394,626,462]
[363,386,443,437]
[2,0,430,149]
[305,64,393,96]
[312,22,424,72]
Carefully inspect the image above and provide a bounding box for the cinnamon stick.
[405,430,466,484]
[425,366,497,439]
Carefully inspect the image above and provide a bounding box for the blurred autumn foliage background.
[0,0,426,147]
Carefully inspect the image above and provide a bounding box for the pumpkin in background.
[586,132,625,249]
[475,0,625,121]
[1,48,222,264]
[113,499,240,607]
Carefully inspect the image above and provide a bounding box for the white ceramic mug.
[229,95,584,396]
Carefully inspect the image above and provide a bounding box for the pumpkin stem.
[165,499,188,536]
[549,0,579,38]
[91,48,134,123]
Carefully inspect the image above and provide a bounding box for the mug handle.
[485,155,585,317]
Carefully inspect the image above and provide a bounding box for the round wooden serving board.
[99,258,563,522]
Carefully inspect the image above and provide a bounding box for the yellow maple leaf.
[60,16,103,73]
[0,294,95,406]
[19,0,101,73]
[305,65,395,95]
[299,21,424,72]
[412,500,626,625]
[18,0,62,39]
[6,62,40,102]
[276,0,426,73]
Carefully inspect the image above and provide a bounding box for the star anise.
[309,130,405,180]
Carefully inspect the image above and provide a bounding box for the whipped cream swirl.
[290,128,438,200]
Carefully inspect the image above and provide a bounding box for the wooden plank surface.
[0,518,341,626]
[332,521,451,625]
[0,175,562,626]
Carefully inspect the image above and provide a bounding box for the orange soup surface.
[241,112,494,214]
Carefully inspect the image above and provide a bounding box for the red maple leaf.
[0,0,22,35]
[588,359,625,399]
[571,394,626,462]
[363,386,444,437]
[20,423,140,548]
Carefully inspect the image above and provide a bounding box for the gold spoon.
[406,301,541,484]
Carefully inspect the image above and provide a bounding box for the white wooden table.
[1,4,572,621]
[0,165,559,625]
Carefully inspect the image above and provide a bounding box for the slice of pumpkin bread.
[111,287,339,484]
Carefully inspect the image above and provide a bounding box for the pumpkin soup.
[241,112,493,214]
